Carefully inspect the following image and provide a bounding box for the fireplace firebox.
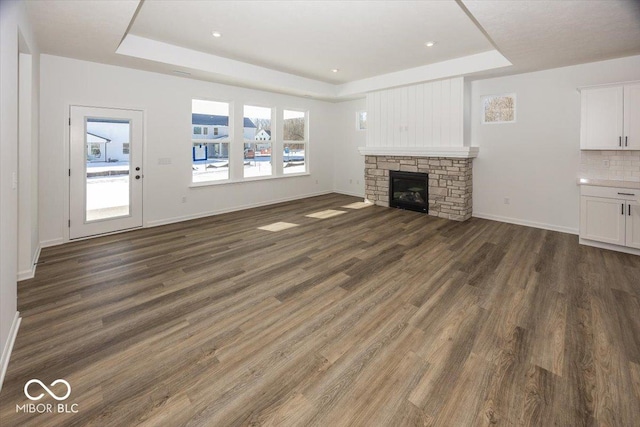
[389,170,429,213]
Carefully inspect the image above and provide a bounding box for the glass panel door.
[69,106,143,239]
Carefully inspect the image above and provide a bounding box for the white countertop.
[577,178,640,190]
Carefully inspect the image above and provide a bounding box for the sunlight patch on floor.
[342,201,373,210]
[257,222,300,232]
[305,209,347,219]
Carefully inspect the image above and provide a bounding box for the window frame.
[191,98,233,184]
[356,110,367,131]
[283,108,308,175]
[481,93,517,125]
[243,104,275,179]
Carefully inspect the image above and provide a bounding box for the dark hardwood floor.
[1,193,639,426]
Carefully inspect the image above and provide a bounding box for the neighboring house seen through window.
[192,99,231,183]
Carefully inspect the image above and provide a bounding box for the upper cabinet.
[624,84,640,150]
[580,83,640,150]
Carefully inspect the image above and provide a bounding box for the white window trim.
[481,93,516,124]
[192,99,233,184]
[282,109,309,175]
[243,104,275,178]
[356,110,367,131]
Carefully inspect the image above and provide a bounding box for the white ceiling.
[461,0,640,75]
[24,0,640,100]
[130,0,494,84]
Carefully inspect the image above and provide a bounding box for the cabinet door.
[626,201,640,249]
[624,84,640,150]
[580,86,623,149]
[580,196,626,245]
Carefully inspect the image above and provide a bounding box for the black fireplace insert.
[389,170,429,213]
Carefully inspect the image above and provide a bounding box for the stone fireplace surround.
[365,155,473,221]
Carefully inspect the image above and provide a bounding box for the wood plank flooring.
[1,193,639,426]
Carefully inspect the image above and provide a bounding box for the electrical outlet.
[602,160,610,168]
[504,197,510,205]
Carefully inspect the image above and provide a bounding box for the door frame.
[64,104,147,242]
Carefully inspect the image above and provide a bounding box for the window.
[482,94,516,124]
[192,99,231,182]
[122,143,130,155]
[214,127,219,136]
[89,143,102,159]
[244,105,272,178]
[357,111,367,130]
[283,109,307,174]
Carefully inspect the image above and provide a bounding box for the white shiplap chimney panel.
[365,77,466,149]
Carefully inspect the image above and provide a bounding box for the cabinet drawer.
[581,185,639,200]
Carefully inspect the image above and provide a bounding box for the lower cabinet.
[580,185,640,251]
[628,200,640,249]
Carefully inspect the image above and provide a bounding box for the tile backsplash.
[580,150,640,182]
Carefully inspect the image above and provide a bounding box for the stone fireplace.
[365,155,473,221]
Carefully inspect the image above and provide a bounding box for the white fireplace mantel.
[358,146,479,159]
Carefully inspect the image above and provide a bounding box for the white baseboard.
[472,212,579,235]
[40,237,64,248]
[146,190,334,228]
[17,243,41,281]
[579,238,640,256]
[0,312,21,393]
[333,189,365,198]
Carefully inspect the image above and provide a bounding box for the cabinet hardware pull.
[622,203,624,215]
[630,205,632,216]
[620,136,622,147]
[625,136,628,147]
[618,192,636,196]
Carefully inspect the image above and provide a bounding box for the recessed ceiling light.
[331,68,339,73]
[212,31,222,38]
[425,41,436,47]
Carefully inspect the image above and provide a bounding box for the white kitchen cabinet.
[580,196,626,245]
[627,200,640,249]
[624,84,640,150]
[580,83,640,150]
[579,185,640,253]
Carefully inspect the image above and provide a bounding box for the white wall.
[471,55,640,234]
[333,98,366,197]
[1,0,39,388]
[18,51,41,280]
[39,55,336,245]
